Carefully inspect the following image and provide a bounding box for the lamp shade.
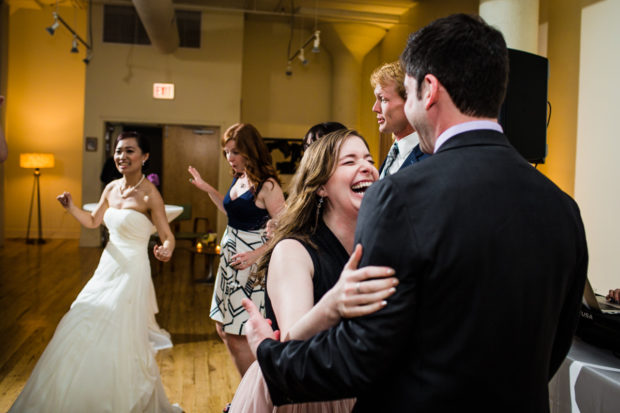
[20,153,55,169]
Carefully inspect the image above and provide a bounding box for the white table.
[549,337,620,413]
[82,203,184,233]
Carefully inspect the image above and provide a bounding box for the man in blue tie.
[370,61,428,178]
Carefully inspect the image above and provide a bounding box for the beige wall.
[0,2,8,246]
[79,6,245,245]
[575,0,620,292]
[1,1,590,252]
[241,17,332,141]
[3,5,86,240]
[537,0,581,195]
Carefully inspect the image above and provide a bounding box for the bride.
[9,131,181,413]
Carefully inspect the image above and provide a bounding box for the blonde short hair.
[370,61,407,100]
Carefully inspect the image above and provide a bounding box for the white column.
[321,23,386,130]
[479,0,539,53]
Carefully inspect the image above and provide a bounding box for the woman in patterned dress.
[188,123,285,376]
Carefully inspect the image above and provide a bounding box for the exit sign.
[153,83,175,100]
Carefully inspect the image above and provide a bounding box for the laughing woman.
[229,129,397,413]
[188,123,285,377]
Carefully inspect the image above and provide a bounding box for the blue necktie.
[382,143,399,177]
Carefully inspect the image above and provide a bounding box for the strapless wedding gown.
[9,208,182,413]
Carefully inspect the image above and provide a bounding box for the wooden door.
[162,125,220,233]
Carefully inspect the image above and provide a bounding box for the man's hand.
[242,298,280,357]
[607,288,620,303]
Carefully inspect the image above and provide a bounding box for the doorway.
[162,125,220,233]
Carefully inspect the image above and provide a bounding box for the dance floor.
[0,238,239,412]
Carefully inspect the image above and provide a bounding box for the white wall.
[575,0,620,293]
[80,6,245,245]
[241,17,332,140]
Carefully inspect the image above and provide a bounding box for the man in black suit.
[243,14,588,412]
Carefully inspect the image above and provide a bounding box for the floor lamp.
[20,153,55,244]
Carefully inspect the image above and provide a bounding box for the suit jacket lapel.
[398,144,430,171]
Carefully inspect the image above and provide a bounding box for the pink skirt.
[230,361,355,413]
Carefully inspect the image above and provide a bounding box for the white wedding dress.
[9,208,182,413]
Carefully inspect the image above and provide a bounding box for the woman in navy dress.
[188,123,285,376]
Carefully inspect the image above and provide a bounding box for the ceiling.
[173,0,417,26]
[118,0,416,27]
[9,1,418,27]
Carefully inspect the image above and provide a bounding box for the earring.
[314,196,324,229]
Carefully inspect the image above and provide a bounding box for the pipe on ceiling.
[132,0,179,54]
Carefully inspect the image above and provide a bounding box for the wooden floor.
[0,238,240,413]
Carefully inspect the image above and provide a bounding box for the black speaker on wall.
[498,48,549,164]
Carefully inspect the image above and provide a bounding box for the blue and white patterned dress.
[209,178,270,335]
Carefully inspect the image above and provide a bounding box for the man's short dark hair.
[400,13,509,119]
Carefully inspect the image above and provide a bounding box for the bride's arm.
[147,184,175,262]
[268,242,398,342]
[56,183,112,229]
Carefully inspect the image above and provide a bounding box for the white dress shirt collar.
[383,132,420,177]
[394,131,419,162]
[434,120,503,153]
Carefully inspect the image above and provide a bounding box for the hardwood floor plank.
[0,239,240,412]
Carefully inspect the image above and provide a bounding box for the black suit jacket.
[257,130,588,413]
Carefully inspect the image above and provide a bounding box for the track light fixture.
[298,48,308,65]
[286,30,321,75]
[44,11,92,64]
[70,36,79,53]
[46,14,60,36]
[312,30,320,53]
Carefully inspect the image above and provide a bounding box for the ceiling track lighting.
[298,48,308,65]
[83,53,93,64]
[46,18,59,35]
[285,30,320,76]
[45,11,93,64]
[70,36,79,53]
[312,30,320,53]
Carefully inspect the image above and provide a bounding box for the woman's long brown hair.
[253,129,369,285]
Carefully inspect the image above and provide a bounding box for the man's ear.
[424,74,440,110]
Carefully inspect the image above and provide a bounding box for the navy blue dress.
[209,177,271,335]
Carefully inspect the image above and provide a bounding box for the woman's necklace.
[238,174,247,190]
[120,174,145,198]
